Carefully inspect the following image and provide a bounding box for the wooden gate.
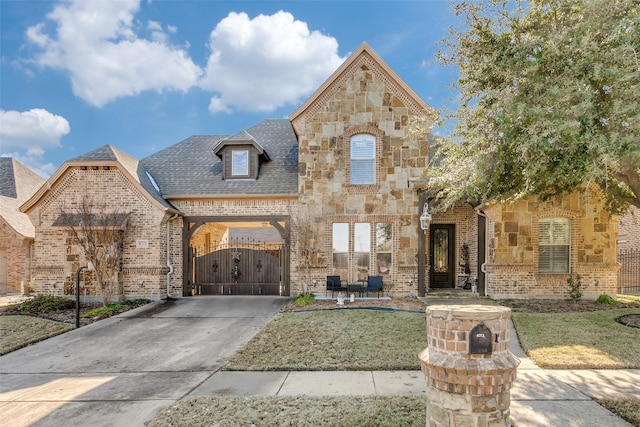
[193,241,283,295]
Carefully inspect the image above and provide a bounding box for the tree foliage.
[427,0,640,212]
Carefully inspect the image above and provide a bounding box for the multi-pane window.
[375,223,392,276]
[332,223,349,279]
[332,222,392,281]
[538,218,570,274]
[232,150,249,176]
[350,134,375,185]
[354,223,371,281]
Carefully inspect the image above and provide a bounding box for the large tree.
[426,0,640,212]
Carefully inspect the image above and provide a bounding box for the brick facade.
[618,206,640,249]
[0,218,33,294]
[26,168,174,301]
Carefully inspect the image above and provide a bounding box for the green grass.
[225,309,426,371]
[513,308,640,368]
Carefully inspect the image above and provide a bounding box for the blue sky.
[1,0,459,178]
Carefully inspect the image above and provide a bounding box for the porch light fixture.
[419,203,432,231]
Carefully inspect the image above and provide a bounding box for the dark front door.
[429,224,455,289]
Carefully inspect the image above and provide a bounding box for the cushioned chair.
[363,275,383,298]
[326,275,347,297]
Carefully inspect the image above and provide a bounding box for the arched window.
[350,134,375,185]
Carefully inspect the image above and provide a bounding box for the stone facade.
[482,187,619,299]
[291,44,434,295]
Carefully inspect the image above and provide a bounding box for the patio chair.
[326,275,347,297]
[363,275,383,298]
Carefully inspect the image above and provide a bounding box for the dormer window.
[212,130,271,181]
[232,150,249,176]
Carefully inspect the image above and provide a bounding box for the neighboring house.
[0,158,45,294]
[618,206,640,248]
[19,42,623,301]
[617,206,640,294]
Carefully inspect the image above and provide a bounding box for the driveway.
[0,296,290,427]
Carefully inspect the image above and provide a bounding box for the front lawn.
[225,308,427,371]
[512,308,640,369]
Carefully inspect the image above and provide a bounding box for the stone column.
[419,305,520,427]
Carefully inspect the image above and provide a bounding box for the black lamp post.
[75,264,92,328]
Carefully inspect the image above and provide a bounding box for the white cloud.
[26,0,202,107]
[200,11,345,114]
[0,108,70,152]
[0,108,70,177]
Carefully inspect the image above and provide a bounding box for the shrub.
[567,274,583,303]
[17,295,75,313]
[84,299,151,318]
[596,294,618,305]
[294,293,315,306]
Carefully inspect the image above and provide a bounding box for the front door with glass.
[429,224,455,289]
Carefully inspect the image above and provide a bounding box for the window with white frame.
[350,134,375,185]
[538,218,570,274]
[231,150,249,176]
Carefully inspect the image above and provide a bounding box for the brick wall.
[169,197,298,294]
[0,218,32,294]
[430,202,479,290]
[28,168,172,301]
[483,187,619,299]
[618,206,640,250]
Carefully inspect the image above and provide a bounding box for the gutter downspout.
[166,214,180,298]
[475,207,489,297]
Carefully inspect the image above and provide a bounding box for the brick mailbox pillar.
[419,305,520,427]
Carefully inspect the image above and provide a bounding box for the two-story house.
[18,42,620,301]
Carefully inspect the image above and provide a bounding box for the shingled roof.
[72,145,176,211]
[0,158,45,238]
[20,145,178,214]
[141,119,298,197]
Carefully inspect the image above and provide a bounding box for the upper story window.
[231,150,249,176]
[538,218,570,274]
[350,134,375,185]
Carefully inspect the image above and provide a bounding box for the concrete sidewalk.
[188,318,638,427]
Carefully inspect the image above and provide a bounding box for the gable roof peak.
[289,41,436,132]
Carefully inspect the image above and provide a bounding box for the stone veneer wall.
[483,188,619,299]
[292,52,432,295]
[169,198,299,294]
[0,219,32,294]
[27,168,172,300]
